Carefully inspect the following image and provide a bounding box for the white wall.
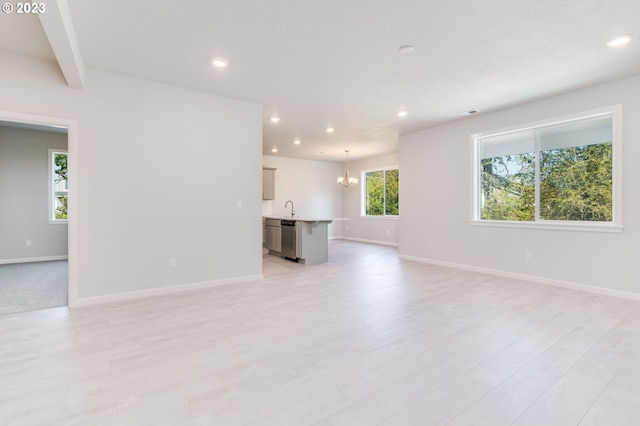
[0,52,263,305]
[262,156,343,238]
[0,126,68,262]
[341,153,399,246]
[399,74,640,297]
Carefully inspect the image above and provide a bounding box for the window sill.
[49,220,68,225]
[469,220,623,233]
[360,215,399,220]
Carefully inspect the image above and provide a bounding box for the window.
[472,106,621,230]
[361,167,399,217]
[49,149,68,222]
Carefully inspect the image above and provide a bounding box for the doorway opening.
[0,110,77,313]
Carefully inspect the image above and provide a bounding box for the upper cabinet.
[263,167,276,200]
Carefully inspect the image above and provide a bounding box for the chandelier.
[337,150,358,187]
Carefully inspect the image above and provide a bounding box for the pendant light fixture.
[337,150,358,187]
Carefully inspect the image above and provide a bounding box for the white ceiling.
[2,0,639,162]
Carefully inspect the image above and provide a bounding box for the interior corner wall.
[399,73,640,297]
[0,52,263,304]
[341,153,399,246]
[261,155,343,238]
[0,126,68,262]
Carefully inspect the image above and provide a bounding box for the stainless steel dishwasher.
[280,219,297,260]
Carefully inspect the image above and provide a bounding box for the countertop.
[263,216,347,222]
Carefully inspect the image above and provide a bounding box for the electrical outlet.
[169,258,177,268]
[525,251,533,261]
[236,200,243,210]
[26,240,32,247]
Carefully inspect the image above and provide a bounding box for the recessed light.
[294,139,301,145]
[212,58,228,68]
[270,116,280,123]
[607,34,632,47]
[398,45,414,55]
[397,110,408,117]
[271,146,278,153]
[326,127,335,133]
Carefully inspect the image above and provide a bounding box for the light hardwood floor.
[1,240,639,425]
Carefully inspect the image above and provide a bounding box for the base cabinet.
[295,221,329,264]
[264,219,281,253]
[263,217,334,264]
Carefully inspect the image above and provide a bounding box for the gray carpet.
[0,260,68,314]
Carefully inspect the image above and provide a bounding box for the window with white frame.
[361,167,399,217]
[472,107,621,229]
[49,149,68,222]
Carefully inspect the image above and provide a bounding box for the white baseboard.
[398,254,640,301]
[71,274,264,308]
[0,255,68,265]
[339,236,399,247]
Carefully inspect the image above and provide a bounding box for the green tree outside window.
[53,152,68,220]
[365,169,399,216]
[478,114,614,223]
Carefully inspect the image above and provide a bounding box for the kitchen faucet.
[285,200,295,217]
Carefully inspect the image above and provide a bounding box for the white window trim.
[48,148,68,224]
[470,105,622,232]
[360,165,400,218]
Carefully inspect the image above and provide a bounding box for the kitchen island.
[263,216,343,264]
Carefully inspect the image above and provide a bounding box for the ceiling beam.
[38,0,85,89]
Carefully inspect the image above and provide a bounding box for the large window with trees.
[49,149,68,222]
[472,107,621,230]
[361,167,399,217]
